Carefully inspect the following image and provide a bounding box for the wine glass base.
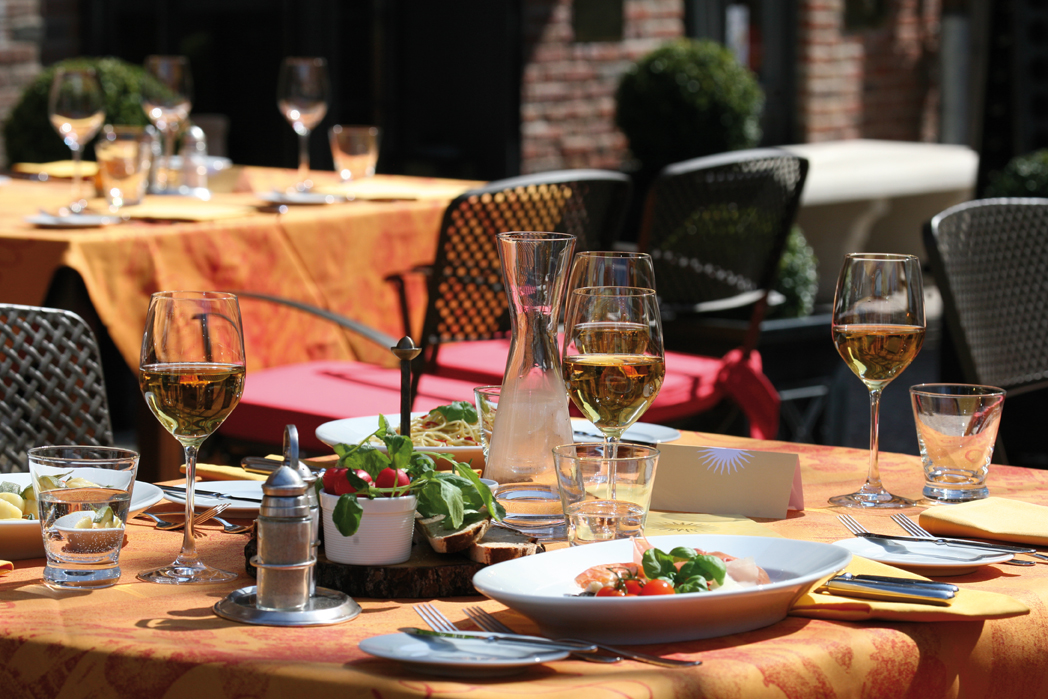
[138,563,238,585]
[828,490,915,509]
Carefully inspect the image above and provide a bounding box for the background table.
[4,433,1048,698]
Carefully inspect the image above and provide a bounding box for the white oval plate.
[359,632,569,677]
[832,537,1013,577]
[161,480,263,515]
[472,534,851,645]
[258,190,348,205]
[0,473,163,561]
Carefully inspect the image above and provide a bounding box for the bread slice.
[467,526,545,564]
[417,514,491,554]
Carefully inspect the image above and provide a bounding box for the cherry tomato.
[621,579,644,596]
[640,579,676,596]
[375,467,411,491]
[323,468,372,495]
[596,586,626,597]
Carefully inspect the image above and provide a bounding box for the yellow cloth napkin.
[790,555,1029,621]
[12,160,98,178]
[919,497,1048,546]
[125,200,258,222]
[180,463,269,482]
[0,560,12,576]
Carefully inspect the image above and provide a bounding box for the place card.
[650,444,803,519]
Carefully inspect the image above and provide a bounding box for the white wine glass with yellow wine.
[563,286,666,498]
[830,253,925,508]
[138,291,246,583]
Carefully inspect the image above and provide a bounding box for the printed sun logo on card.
[697,447,752,475]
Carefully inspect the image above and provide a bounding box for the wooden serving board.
[244,534,485,598]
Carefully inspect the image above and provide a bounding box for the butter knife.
[821,577,956,605]
[854,532,1035,555]
[404,628,597,653]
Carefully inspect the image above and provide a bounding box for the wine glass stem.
[173,442,201,568]
[864,386,884,491]
[297,131,310,188]
[71,146,83,206]
[602,435,620,500]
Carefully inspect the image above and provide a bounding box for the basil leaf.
[431,401,478,424]
[341,445,390,480]
[332,494,364,536]
[669,547,698,561]
[437,479,465,528]
[345,470,372,495]
[408,452,436,477]
[642,548,678,581]
[384,434,414,471]
[678,555,727,586]
[378,414,390,437]
[453,462,505,520]
[676,576,710,594]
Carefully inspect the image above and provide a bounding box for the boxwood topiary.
[983,149,1048,198]
[4,56,153,166]
[769,225,818,320]
[615,38,764,172]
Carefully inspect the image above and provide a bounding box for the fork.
[209,513,251,534]
[461,607,620,664]
[838,514,1031,564]
[463,606,703,668]
[137,502,230,536]
[892,514,1046,563]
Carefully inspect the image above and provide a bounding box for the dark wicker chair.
[637,148,809,357]
[924,198,1048,467]
[0,303,114,473]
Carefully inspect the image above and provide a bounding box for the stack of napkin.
[919,497,1048,546]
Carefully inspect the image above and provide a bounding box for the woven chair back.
[0,304,113,473]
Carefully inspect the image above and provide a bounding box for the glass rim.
[909,383,1006,397]
[150,290,239,301]
[574,250,653,259]
[473,385,501,394]
[843,252,920,262]
[496,231,575,241]
[553,442,660,459]
[571,285,656,297]
[28,445,140,462]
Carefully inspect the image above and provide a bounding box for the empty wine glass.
[138,291,246,584]
[277,57,329,192]
[142,55,193,194]
[829,253,926,508]
[48,67,105,214]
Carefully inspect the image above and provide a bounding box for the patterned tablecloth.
[0,168,479,371]
[4,431,1048,698]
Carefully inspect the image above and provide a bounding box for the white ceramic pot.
[320,490,416,566]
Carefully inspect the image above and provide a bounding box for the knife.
[820,577,956,605]
[404,628,597,653]
[159,485,263,504]
[835,573,959,592]
[854,532,1036,555]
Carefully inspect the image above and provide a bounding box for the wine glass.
[138,291,246,583]
[829,253,926,508]
[563,286,666,498]
[142,55,193,194]
[48,67,105,214]
[277,57,330,192]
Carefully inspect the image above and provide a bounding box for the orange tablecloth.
[0,169,479,370]
[5,433,1048,698]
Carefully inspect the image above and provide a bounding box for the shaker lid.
[263,465,307,497]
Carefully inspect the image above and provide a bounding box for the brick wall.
[797,0,941,142]
[0,0,42,166]
[520,0,684,174]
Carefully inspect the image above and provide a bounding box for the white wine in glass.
[829,253,925,508]
[138,291,246,584]
[277,57,330,192]
[563,287,666,492]
[142,55,193,194]
[48,67,105,214]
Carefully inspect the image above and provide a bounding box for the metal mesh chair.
[638,148,809,357]
[925,198,1048,466]
[0,303,114,473]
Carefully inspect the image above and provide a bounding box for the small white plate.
[257,190,348,206]
[0,474,163,561]
[161,480,263,514]
[26,212,124,228]
[473,534,851,645]
[832,537,1013,577]
[570,419,681,444]
[359,632,569,677]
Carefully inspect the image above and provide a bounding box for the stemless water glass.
[48,67,105,214]
[138,291,246,583]
[829,253,925,508]
[277,57,330,192]
[142,56,193,194]
[563,287,666,498]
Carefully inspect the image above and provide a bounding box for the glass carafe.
[485,232,576,509]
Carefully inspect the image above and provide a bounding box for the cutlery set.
[137,499,251,535]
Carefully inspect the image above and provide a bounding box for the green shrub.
[983,149,1048,198]
[769,226,818,319]
[4,57,152,166]
[615,39,764,171]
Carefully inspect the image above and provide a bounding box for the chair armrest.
[234,291,398,350]
[384,266,433,337]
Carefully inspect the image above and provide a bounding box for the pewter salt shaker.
[254,466,315,612]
